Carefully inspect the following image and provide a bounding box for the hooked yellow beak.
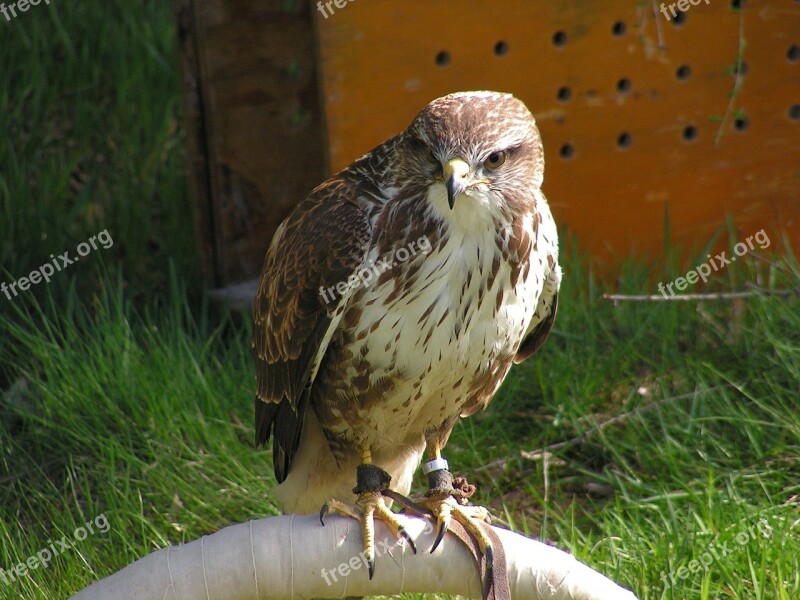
[442,157,470,209]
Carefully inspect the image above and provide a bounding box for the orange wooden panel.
[315,1,800,263]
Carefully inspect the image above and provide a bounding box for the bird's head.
[401,91,544,211]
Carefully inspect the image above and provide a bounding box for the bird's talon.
[367,556,375,580]
[431,517,448,553]
[399,528,417,553]
[321,479,414,581]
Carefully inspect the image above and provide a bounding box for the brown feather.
[514,291,559,364]
[252,92,562,507]
[252,182,372,481]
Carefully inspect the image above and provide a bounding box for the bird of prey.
[253,90,561,578]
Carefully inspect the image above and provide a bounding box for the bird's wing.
[514,269,559,364]
[252,185,371,482]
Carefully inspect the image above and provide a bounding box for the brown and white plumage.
[253,91,561,515]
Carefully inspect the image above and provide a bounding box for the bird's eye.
[484,151,507,170]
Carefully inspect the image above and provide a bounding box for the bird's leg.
[419,442,494,573]
[320,446,416,579]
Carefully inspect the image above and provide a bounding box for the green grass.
[1,248,798,599]
[2,2,800,599]
[0,275,279,596]
[0,0,195,313]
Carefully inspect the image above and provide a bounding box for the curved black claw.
[367,556,375,580]
[430,517,448,554]
[319,503,329,526]
[399,528,417,553]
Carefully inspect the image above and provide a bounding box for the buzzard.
[253,90,560,577]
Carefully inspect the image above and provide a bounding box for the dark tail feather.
[254,392,309,483]
[255,397,277,449]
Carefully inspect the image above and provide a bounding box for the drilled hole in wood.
[435,51,450,67]
[612,21,626,37]
[672,11,687,25]
[676,65,692,80]
[788,105,800,121]
[616,78,631,94]
[559,143,574,159]
[731,0,745,9]
[494,41,509,56]
[616,132,632,149]
[788,45,800,63]
[734,116,749,131]
[735,61,749,75]
[556,86,571,102]
[682,125,698,142]
[552,31,567,47]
